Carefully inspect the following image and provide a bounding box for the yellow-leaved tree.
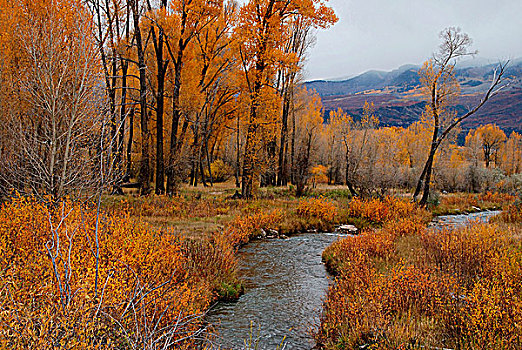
[236,0,337,198]
[465,123,507,168]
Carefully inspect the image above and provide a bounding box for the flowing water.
[430,210,501,229]
[206,232,343,349]
[207,210,501,350]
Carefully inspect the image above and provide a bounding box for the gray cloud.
[304,0,522,80]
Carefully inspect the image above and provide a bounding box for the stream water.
[207,210,501,350]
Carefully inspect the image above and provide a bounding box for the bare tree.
[0,4,106,200]
[413,27,507,206]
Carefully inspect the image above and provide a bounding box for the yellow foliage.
[296,197,338,222]
[0,196,229,348]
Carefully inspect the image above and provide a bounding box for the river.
[206,210,500,350]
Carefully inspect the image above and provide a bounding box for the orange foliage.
[0,196,231,348]
[435,192,515,215]
[318,262,455,349]
[223,209,283,247]
[319,198,522,349]
[347,196,428,225]
[296,196,338,222]
[322,230,394,276]
[422,223,509,285]
[113,195,231,218]
[493,201,522,223]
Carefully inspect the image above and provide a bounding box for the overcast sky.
[303,0,522,81]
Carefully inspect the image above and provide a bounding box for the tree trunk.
[241,120,257,198]
[166,6,188,195]
[235,113,240,188]
[126,108,134,177]
[277,88,291,186]
[130,0,151,195]
[345,152,358,197]
[419,150,436,206]
[206,139,214,186]
[154,27,167,194]
[117,61,128,174]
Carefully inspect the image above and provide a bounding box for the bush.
[0,195,234,349]
[296,196,338,222]
[346,196,429,225]
[491,197,522,223]
[421,223,509,286]
[318,208,522,349]
[223,209,283,247]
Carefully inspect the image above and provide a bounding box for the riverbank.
[0,187,516,348]
[317,195,522,349]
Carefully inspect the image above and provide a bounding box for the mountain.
[306,58,522,135]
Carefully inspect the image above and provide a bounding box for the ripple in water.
[206,233,341,350]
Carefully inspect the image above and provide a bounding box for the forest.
[0,0,521,349]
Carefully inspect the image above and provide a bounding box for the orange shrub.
[296,196,338,222]
[224,209,283,247]
[108,195,231,219]
[317,263,455,349]
[0,196,223,349]
[421,223,509,286]
[492,201,522,223]
[347,196,427,225]
[436,192,515,215]
[323,230,394,275]
[382,215,426,239]
[451,277,522,349]
[319,196,522,349]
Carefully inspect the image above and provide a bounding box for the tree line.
[0,2,514,203]
[0,0,337,200]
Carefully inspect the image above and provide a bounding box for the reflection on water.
[206,233,341,350]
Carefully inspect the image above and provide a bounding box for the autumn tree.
[163,0,223,195]
[126,0,153,194]
[322,108,347,186]
[143,0,170,194]
[293,88,323,196]
[413,27,507,206]
[276,17,314,186]
[186,2,239,187]
[325,103,379,197]
[236,0,337,199]
[501,131,522,175]
[466,124,507,168]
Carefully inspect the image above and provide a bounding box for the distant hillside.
[306,59,522,134]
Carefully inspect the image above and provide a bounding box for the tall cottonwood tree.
[128,0,152,194]
[413,27,507,206]
[186,2,238,187]
[292,88,323,196]
[144,1,170,194]
[276,17,313,186]
[502,131,522,176]
[236,0,336,198]
[164,0,222,195]
[86,0,133,194]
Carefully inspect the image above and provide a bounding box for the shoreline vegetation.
[0,185,519,349]
[317,194,522,349]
